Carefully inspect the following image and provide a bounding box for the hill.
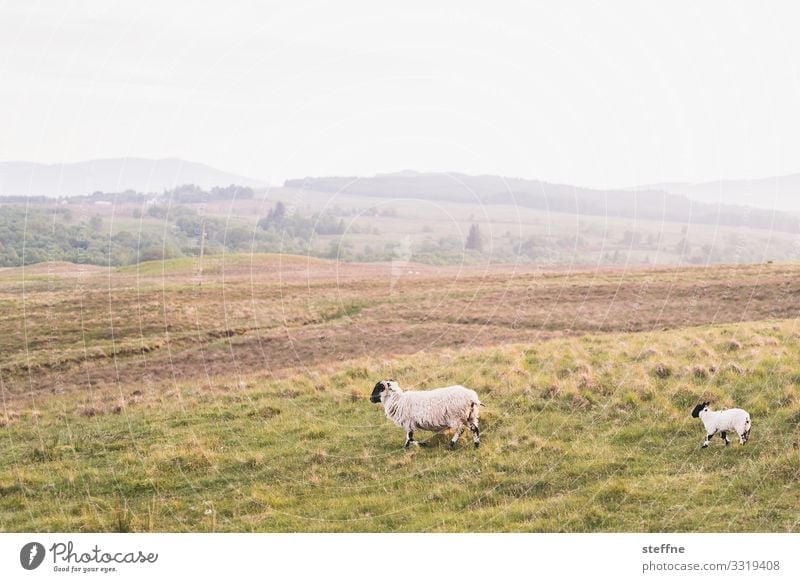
[0,157,267,197]
[285,171,800,233]
[632,173,800,213]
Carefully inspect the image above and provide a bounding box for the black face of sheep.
[370,380,388,403]
[691,402,709,418]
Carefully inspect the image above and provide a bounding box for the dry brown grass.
[78,406,104,418]
[653,363,672,379]
[3,256,800,404]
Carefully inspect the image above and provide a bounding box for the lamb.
[691,402,751,448]
[369,379,482,449]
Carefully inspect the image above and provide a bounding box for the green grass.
[1,319,798,532]
[115,253,324,276]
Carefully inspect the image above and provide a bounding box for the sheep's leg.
[467,420,480,449]
[449,426,464,449]
[721,431,730,446]
[404,431,416,449]
[739,430,748,445]
[701,426,717,448]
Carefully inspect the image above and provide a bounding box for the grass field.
[0,255,798,532]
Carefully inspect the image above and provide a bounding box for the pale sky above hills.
[1,1,799,188]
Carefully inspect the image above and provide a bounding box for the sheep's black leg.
[467,421,480,449]
[721,431,730,446]
[404,431,415,448]
[702,428,718,448]
[449,427,464,449]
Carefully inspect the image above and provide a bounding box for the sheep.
[691,402,751,448]
[369,379,482,449]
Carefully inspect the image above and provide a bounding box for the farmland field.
[0,255,798,532]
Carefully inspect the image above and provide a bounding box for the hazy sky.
[1,0,799,187]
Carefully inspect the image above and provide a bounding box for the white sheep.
[691,402,751,448]
[369,379,482,449]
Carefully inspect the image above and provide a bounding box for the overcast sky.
[1,0,799,188]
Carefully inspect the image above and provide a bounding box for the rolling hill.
[286,171,800,233]
[631,173,800,213]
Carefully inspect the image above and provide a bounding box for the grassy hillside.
[0,257,798,532]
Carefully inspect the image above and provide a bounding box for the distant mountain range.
[630,173,800,212]
[0,158,267,197]
[286,171,800,233]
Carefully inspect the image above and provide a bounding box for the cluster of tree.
[61,183,255,205]
[166,184,255,203]
[0,206,179,267]
[0,200,351,267]
[67,190,148,204]
[257,201,348,238]
[465,224,483,251]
